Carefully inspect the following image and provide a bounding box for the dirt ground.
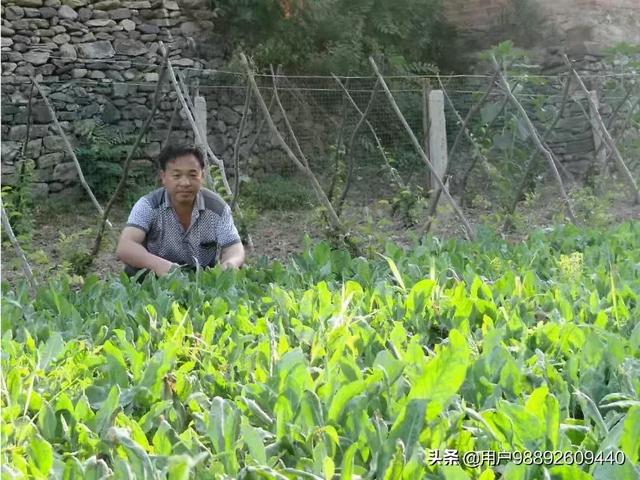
[2,172,638,289]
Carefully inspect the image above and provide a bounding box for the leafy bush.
[209,0,458,73]
[241,174,313,211]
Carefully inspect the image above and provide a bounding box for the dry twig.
[30,76,112,228]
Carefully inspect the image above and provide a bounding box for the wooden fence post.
[428,90,448,193]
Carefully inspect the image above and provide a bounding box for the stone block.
[52,161,77,181]
[57,4,77,19]
[113,38,146,55]
[43,135,66,151]
[77,40,114,58]
[30,182,49,198]
[23,50,50,65]
[38,152,64,168]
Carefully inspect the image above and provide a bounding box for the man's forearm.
[220,243,245,269]
[116,241,175,275]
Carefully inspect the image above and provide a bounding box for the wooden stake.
[90,52,169,258]
[1,200,37,292]
[369,56,475,241]
[231,83,252,211]
[30,76,112,228]
[563,54,640,204]
[240,53,346,235]
[492,56,577,224]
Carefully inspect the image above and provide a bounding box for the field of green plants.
[2,222,639,479]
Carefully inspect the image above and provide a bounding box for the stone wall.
[0,0,287,198]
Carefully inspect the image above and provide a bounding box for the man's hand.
[116,227,179,276]
[219,242,245,270]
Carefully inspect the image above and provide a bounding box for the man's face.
[160,154,204,207]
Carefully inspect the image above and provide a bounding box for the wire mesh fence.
[2,63,639,210]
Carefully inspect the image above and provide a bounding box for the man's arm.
[219,242,245,270]
[116,226,176,276]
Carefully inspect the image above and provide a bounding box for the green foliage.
[1,159,35,240]
[3,221,640,478]
[241,174,313,211]
[210,0,457,73]
[74,120,145,201]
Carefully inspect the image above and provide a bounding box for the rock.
[144,72,158,82]
[179,21,200,37]
[48,182,64,192]
[57,4,77,19]
[61,0,86,7]
[1,38,14,48]
[92,9,109,19]
[39,6,57,17]
[58,43,77,60]
[29,125,50,138]
[45,0,62,6]
[128,104,150,119]
[77,40,114,58]
[36,28,55,36]
[171,58,194,68]
[124,0,150,7]
[105,70,124,81]
[89,70,105,79]
[23,50,51,65]
[96,32,116,41]
[120,19,135,31]
[77,7,92,20]
[43,135,67,151]
[8,125,28,141]
[30,182,49,198]
[112,83,128,97]
[15,0,43,7]
[5,6,26,20]
[71,67,87,77]
[218,106,240,125]
[2,63,18,74]
[93,0,121,10]
[1,26,16,36]
[52,33,70,44]
[113,38,146,55]
[86,18,116,27]
[144,142,161,158]
[38,152,64,168]
[52,161,77,181]
[162,0,178,9]
[1,142,22,162]
[109,8,131,20]
[102,102,121,123]
[138,23,159,34]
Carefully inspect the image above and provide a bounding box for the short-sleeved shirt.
[124,187,241,275]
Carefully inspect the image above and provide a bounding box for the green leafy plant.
[2,221,639,478]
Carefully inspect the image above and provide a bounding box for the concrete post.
[428,90,448,193]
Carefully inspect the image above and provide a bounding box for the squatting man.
[116,145,245,276]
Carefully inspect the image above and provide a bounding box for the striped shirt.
[124,187,241,275]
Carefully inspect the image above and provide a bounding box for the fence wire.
[3,66,639,206]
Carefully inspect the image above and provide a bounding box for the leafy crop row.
[2,222,639,479]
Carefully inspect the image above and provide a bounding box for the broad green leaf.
[620,405,640,463]
[408,329,470,420]
[207,396,241,474]
[92,385,120,436]
[548,465,591,479]
[29,435,53,477]
[387,399,426,462]
[37,332,64,371]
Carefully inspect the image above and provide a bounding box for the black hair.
[158,145,205,171]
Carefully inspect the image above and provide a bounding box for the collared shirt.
[124,187,241,274]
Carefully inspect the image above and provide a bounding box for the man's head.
[159,145,205,208]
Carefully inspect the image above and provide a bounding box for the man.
[116,145,245,277]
